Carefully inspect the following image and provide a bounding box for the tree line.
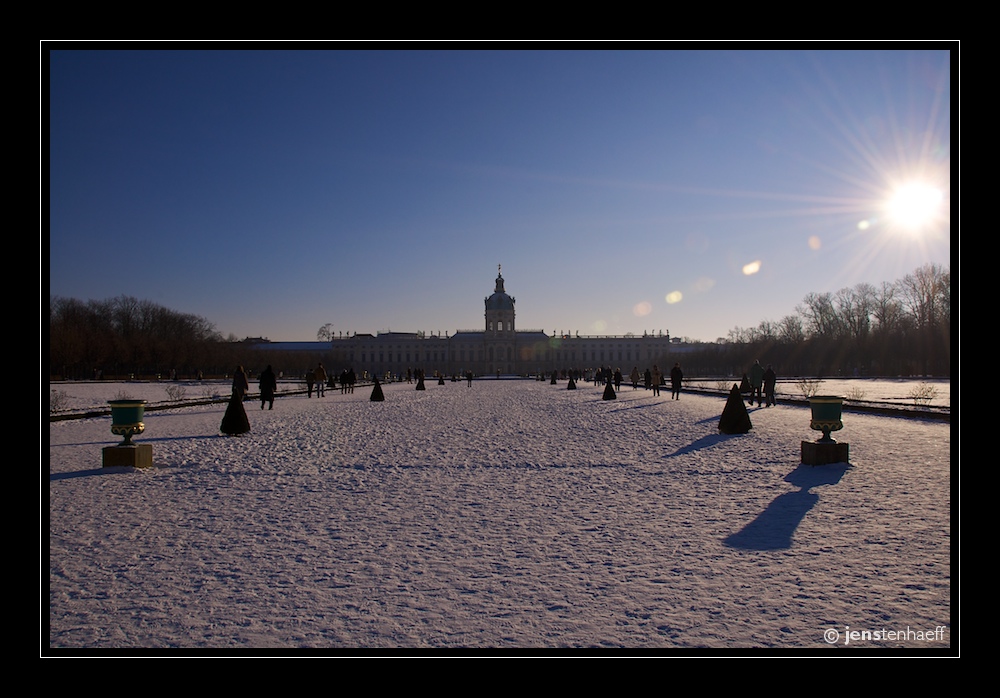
[49,263,949,381]
[48,295,343,380]
[663,263,950,377]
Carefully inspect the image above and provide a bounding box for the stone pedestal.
[801,440,849,466]
[103,444,153,468]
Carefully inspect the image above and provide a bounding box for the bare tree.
[751,319,776,342]
[797,292,840,338]
[940,268,951,330]
[835,283,875,341]
[777,315,805,344]
[896,264,950,374]
[898,264,948,331]
[871,281,903,335]
[727,326,753,344]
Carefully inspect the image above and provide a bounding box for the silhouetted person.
[749,360,765,407]
[670,362,683,400]
[259,364,277,410]
[315,363,327,397]
[763,364,777,407]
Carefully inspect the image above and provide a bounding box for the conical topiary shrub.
[551,373,557,385]
[567,376,576,390]
[719,384,752,434]
[739,373,751,394]
[370,378,385,402]
[603,381,617,400]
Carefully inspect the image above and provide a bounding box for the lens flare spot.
[692,277,715,293]
[742,260,762,276]
[857,219,871,230]
[808,236,821,250]
[592,320,607,333]
[684,233,710,254]
[633,301,652,317]
[664,291,682,305]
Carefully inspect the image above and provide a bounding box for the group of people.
[220,364,280,435]
[619,363,683,399]
[745,359,778,407]
[222,358,779,436]
[305,364,328,398]
[303,364,359,397]
[336,368,358,394]
[222,362,362,435]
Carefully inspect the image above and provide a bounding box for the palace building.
[330,267,674,378]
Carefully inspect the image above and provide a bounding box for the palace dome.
[485,270,515,311]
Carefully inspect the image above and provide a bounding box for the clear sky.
[47,48,951,342]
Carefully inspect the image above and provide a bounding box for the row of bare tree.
[676,264,950,377]
[47,296,343,380]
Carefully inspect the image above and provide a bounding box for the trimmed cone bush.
[719,384,752,434]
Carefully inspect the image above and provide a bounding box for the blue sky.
[47,48,951,342]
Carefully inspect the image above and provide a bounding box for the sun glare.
[885,182,944,233]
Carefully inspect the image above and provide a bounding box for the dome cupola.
[485,265,515,312]
[485,264,515,335]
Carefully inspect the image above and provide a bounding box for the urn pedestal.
[103,400,153,468]
[802,396,849,465]
[103,444,153,468]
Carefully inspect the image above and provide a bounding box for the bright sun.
[885,182,945,233]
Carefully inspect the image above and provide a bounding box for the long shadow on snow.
[724,463,850,550]
[665,431,736,457]
[604,401,671,413]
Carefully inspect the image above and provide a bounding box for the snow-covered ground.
[47,378,953,652]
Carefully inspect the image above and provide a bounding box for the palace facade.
[332,268,675,378]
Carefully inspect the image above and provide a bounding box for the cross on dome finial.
[498,263,501,275]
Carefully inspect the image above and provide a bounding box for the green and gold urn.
[109,399,146,446]
[809,395,844,443]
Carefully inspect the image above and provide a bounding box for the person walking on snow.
[748,359,765,407]
[763,364,777,407]
[259,364,277,410]
[314,363,327,397]
[670,362,683,400]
